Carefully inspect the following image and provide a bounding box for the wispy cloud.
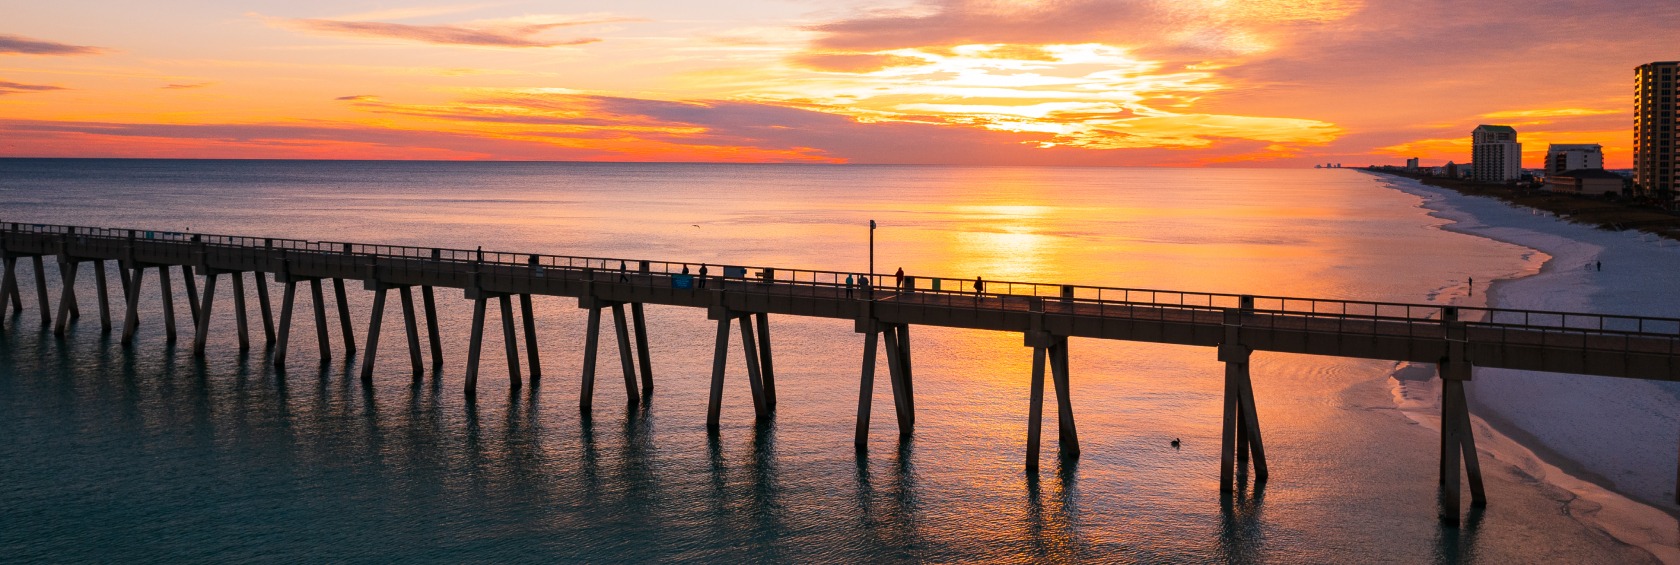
[0,34,105,56]
[260,14,632,47]
[335,94,378,101]
[327,3,509,22]
[0,79,67,95]
[1482,108,1622,119]
[162,82,212,90]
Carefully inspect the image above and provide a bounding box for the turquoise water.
[0,159,1655,562]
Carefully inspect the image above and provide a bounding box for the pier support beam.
[1218,343,1266,490]
[1024,331,1079,469]
[1439,357,1487,526]
[333,278,355,355]
[580,301,603,412]
[1438,309,1487,527]
[32,255,50,328]
[159,265,178,341]
[120,263,144,346]
[94,260,111,333]
[464,295,488,397]
[310,279,331,361]
[632,302,653,398]
[706,307,775,433]
[275,280,298,368]
[182,265,199,327]
[1,256,19,330]
[854,320,881,448]
[580,297,650,411]
[192,270,218,357]
[520,294,541,383]
[52,257,78,336]
[756,312,776,411]
[882,323,914,437]
[256,272,276,348]
[274,276,333,369]
[462,290,524,397]
[612,303,637,403]
[231,271,250,351]
[422,286,442,368]
[360,285,389,383]
[499,294,522,391]
[854,319,914,448]
[400,287,424,380]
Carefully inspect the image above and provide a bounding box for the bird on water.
[1171,438,1181,449]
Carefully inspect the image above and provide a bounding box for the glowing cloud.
[261,14,627,47]
[0,80,67,95]
[0,34,104,55]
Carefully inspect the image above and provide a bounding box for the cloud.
[0,34,105,56]
[0,80,67,95]
[261,14,627,47]
[335,94,378,101]
[1482,108,1622,120]
[162,82,213,90]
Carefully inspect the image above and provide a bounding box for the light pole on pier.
[869,219,876,284]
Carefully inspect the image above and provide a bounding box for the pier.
[3,222,1678,527]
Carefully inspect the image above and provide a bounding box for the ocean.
[0,159,1661,562]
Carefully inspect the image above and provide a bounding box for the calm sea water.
[0,159,1655,562]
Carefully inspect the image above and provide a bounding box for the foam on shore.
[1371,172,1680,563]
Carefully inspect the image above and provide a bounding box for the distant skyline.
[1,0,1674,167]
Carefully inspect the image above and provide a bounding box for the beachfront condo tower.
[1635,61,1678,199]
[1472,125,1522,182]
[1545,144,1604,175]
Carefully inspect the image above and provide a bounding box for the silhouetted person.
[528,254,542,277]
[699,263,709,288]
[1597,260,1602,271]
[845,274,854,298]
[619,260,628,283]
[476,246,484,263]
[895,267,904,290]
[974,276,985,293]
[682,264,689,275]
[1468,276,1473,296]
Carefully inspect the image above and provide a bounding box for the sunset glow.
[2,1,1674,166]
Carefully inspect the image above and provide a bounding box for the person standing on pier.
[974,276,985,293]
[845,274,854,298]
[529,254,542,277]
[619,261,629,283]
[699,263,709,288]
[895,267,904,290]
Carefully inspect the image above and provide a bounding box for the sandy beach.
[1372,171,1680,562]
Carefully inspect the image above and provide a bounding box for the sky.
[0,0,1674,167]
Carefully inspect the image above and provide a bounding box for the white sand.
[1372,172,1680,563]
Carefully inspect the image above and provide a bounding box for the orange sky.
[1,1,1673,167]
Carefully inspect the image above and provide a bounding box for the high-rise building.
[1471,125,1522,182]
[1545,144,1604,175]
[1405,157,1419,170]
[1634,61,1678,198]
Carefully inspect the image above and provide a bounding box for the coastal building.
[1445,161,1461,178]
[1471,125,1522,182]
[1405,157,1419,171]
[1545,144,1604,175]
[1543,169,1624,195]
[1634,61,1678,198]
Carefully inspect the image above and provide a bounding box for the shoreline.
[1369,171,1680,563]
